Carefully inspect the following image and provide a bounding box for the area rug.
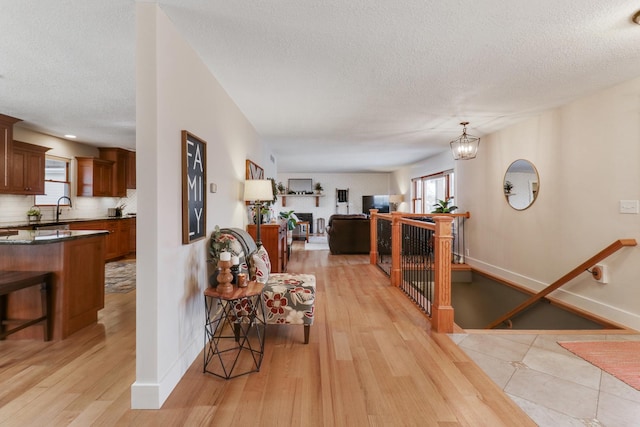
[105,260,136,293]
[558,340,640,391]
[305,235,329,251]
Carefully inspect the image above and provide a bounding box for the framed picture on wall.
[182,130,207,244]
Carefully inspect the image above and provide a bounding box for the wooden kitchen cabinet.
[0,233,106,340]
[69,218,134,261]
[247,221,288,273]
[128,217,136,253]
[8,141,50,194]
[1,114,50,195]
[0,114,22,192]
[98,148,128,197]
[76,157,114,197]
[126,150,136,189]
[118,219,131,256]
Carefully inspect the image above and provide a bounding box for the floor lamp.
[244,179,273,247]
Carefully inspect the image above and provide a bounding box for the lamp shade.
[389,194,404,204]
[244,179,273,202]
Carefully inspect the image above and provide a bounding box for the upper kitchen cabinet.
[8,141,50,194]
[0,114,51,195]
[0,114,22,193]
[76,157,114,197]
[98,148,128,197]
[77,148,134,197]
[126,150,136,189]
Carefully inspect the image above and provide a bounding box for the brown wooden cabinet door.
[99,148,127,197]
[76,157,114,197]
[118,219,131,256]
[105,221,119,261]
[7,141,48,195]
[0,114,21,192]
[95,161,113,197]
[63,235,106,336]
[126,151,136,189]
[129,218,136,252]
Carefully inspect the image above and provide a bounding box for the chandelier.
[450,121,480,160]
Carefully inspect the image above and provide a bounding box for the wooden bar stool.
[0,271,53,341]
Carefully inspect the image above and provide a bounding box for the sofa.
[326,214,371,254]
[211,228,316,344]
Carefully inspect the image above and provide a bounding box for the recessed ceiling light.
[64,134,77,139]
[633,10,640,25]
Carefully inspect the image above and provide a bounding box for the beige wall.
[132,4,270,409]
[456,76,640,329]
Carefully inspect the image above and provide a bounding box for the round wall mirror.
[503,159,539,210]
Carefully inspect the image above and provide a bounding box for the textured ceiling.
[2,1,640,172]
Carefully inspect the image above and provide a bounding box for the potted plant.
[314,182,323,194]
[279,210,299,247]
[208,225,232,286]
[431,198,458,213]
[277,181,286,195]
[26,207,42,222]
[504,180,514,194]
[209,226,230,263]
[279,210,299,231]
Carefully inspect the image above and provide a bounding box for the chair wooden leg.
[303,324,310,344]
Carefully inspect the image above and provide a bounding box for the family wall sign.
[182,130,207,244]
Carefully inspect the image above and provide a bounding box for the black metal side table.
[203,282,266,379]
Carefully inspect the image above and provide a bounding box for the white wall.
[0,127,137,223]
[275,172,391,226]
[456,76,640,329]
[131,4,270,409]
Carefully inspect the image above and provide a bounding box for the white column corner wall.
[132,3,261,409]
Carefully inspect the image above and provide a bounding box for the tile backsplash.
[0,189,137,224]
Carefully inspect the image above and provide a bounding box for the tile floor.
[449,332,640,427]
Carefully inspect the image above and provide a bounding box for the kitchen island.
[0,229,108,340]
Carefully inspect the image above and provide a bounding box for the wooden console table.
[247,222,288,272]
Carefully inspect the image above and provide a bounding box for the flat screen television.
[362,195,390,214]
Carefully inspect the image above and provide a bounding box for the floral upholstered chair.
[210,228,316,344]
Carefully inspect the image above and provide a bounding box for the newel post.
[432,215,454,333]
[390,212,402,287]
[369,209,378,265]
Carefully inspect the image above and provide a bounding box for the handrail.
[486,239,637,329]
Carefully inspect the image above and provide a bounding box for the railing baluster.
[372,212,459,330]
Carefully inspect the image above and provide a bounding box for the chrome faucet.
[56,196,72,222]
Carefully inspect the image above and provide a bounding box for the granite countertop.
[0,229,109,245]
[0,214,136,230]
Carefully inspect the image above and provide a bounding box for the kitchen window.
[34,156,71,206]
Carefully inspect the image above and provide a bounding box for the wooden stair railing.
[486,239,637,329]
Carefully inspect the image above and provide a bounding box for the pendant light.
[450,121,480,160]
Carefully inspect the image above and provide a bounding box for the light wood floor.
[0,245,536,426]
